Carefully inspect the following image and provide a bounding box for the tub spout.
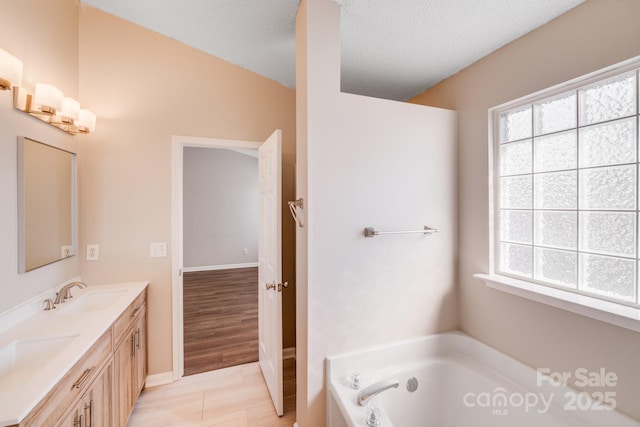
[356,379,400,406]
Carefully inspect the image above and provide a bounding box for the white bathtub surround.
[0,281,148,426]
[327,332,640,427]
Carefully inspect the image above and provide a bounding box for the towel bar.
[364,226,438,238]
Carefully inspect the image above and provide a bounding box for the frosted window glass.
[580,254,636,301]
[579,72,636,126]
[534,211,577,250]
[500,106,531,143]
[500,140,532,176]
[534,248,577,287]
[500,210,532,244]
[579,165,636,210]
[579,212,636,257]
[534,91,576,136]
[534,131,577,173]
[500,243,532,277]
[579,118,636,168]
[501,176,532,209]
[534,171,576,209]
[496,66,640,306]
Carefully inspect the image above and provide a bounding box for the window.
[492,61,640,308]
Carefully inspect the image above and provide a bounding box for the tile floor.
[127,362,296,427]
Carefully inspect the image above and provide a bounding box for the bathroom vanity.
[0,281,148,427]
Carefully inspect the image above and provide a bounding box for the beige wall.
[77,5,297,374]
[411,0,640,421]
[0,0,80,314]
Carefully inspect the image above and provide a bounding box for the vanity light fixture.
[2,45,97,135]
[12,86,97,135]
[0,48,23,90]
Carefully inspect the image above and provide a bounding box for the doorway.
[171,135,262,379]
[182,146,259,375]
[170,134,296,417]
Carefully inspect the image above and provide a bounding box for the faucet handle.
[43,298,56,311]
[348,371,362,390]
[366,405,380,427]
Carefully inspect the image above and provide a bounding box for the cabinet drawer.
[20,329,112,427]
[112,289,147,348]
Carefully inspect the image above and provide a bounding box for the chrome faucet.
[54,281,87,304]
[356,378,400,406]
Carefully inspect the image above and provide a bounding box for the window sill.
[474,273,640,333]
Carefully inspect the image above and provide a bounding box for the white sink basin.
[55,289,127,315]
[0,335,79,391]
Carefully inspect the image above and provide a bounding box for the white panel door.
[258,129,283,416]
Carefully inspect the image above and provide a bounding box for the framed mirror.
[17,136,76,273]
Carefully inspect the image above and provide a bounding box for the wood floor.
[127,360,296,426]
[183,268,259,376]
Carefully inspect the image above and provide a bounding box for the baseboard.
[183,262,258,272]
[144,371,174,388]
[283,347,296,360]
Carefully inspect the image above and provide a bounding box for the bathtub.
[326,332,640,427]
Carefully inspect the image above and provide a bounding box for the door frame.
[171,135,262,380]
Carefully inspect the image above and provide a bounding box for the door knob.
[277,282,288,292]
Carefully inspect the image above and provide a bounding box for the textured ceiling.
[80,0,584,101]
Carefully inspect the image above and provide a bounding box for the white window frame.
[476,55,640,333]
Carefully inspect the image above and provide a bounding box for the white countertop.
[0,281,148,426]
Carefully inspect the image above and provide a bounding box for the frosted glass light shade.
[33,83,63,114]
[77,109,96,132]
[0,48,23,90]
[61,97,80,121]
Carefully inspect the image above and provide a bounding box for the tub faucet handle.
[366,405,380,427]
[349,371,362,390]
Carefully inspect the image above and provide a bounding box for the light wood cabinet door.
[58,361,113,427]
[114,331,135,427]
[114,304,147,427]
